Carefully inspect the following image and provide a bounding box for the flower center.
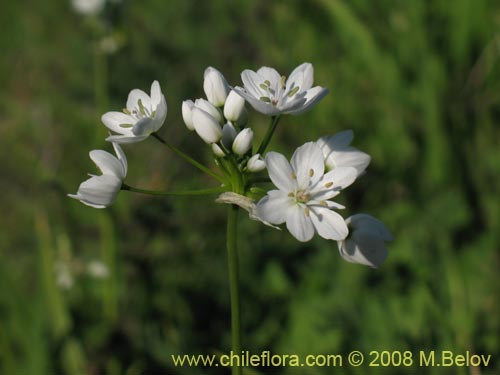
[294,189,311,204]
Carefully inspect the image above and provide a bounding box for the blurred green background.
[1,0,499,374]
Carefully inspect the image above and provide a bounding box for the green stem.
[152,133,225,183]
[257,115,281,155]
[226,205,242,375]
[122,184,226,196]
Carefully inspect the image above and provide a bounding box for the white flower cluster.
[70,62,392,268]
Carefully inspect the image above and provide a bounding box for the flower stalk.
[152,133,225,183]
[122,184,226,196]
[226,204,242,375]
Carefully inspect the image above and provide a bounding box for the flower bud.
[232,128,254,155]
[224,90,246,122]
[182,100,195,130]
[222,123,237,150]
[203,67,230,107]
[194,98,223,124]
[211,143,225,157]
[247,154,266,172]
[191,108,222,144]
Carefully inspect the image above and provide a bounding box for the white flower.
[87,260,109,278]
[337,214,392,268]
[203,67,230,107]
[68,143,127,208]
[102,80,167,143]
[317,130,371,177]
[234,63,328,116]
[247,154,266,172]
[255,142,357,242]
[191,107,223,144]
[224,89,247,123]
[71,0,105,16]
[232,128,254,155]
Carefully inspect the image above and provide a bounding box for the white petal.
[150,80,162,107]
[126,89,151,111]
[241,70,265,99]
[191,108,222,144]
[310,167,357,200]
[101,112,135,135]
[152,95,168,131]
[338,237,388,268]
[222,122,237,149]
[290,142,324,189]
[286,62,314,93]
[195,98,223,123]
[256,66,283,97]
[265,152,296,192]
[105,134,148,143]
[288,86,329,115]
[309,206,348,240]
[255,190,292,224]
[347,214,393,241]
[112,143,127,176]
[69,175,121,208]
[89,150,123,178]
[327,147,371,176]
[182,100,195,130]
[132,117,155,136]
[286,204,314,242]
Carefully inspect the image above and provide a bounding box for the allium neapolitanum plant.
[70,63,392,374]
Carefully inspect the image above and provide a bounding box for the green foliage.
[1,0,499,374]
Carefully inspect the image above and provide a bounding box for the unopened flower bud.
[212,143,225,157]
[224,90,246,122]
[191,108,222,144]
[232,128,254,155]
[203,67,230,107]
[182,100,195,130]
[194,98,223,124]
[247,154,266,172]
[222,123,237,150]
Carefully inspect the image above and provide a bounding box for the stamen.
[288,192,294,197]
[138,99,146,116]
[119,123,134,128]
[259,83,268,90]
[324,182,333,188]
[319,200,328,207]
[291,172,297,180]
[123,108,131,115]
[304,207,310,216]
[264,80,271,86]
[259,96,271,103]
[309,168,314,177]
[280,75,286,89]
[287,86,300,97]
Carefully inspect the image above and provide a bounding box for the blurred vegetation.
[1,0,499,374]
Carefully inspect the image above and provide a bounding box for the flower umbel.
[69,143,127,208]
[234,62,329,116]
[256,142,357,242]
[102,80,167,143]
